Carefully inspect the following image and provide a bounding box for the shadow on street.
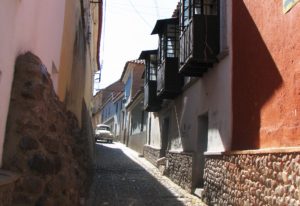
[87,143,185,206]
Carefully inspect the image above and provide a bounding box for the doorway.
[193,113,208,189]
[161,117,170,157]
[148,117,151,145]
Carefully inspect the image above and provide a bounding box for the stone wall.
[2,52,91,206]
[165,152,193,192]
[204,152,300,205]
[0,181,15,206]
[143,145,163,166]
[0,170,19,206]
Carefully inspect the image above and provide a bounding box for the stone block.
[204,152,300,205]
[19,136,39,151]
[20,176,44,194]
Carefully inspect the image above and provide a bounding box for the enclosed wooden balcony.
[179,0,220,76]
[139,50,161,112]
[152,18,183,99]
[157,58,183,99]
[144,80,161,112]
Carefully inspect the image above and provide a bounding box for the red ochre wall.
[232,0,300,149]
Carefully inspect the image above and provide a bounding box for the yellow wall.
[57,0,100,125]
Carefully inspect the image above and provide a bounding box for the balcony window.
[179,0,220,76]
[182,0,191,27]
[139,50,161,111]
[145,53,157,82]
[152,18,183,99]
[159,26,178,60]
[155,20,180,65]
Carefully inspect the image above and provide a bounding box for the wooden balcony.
[144,81,161,112]
[151,18,183,99]
[179,15,219,76]
[157,57,183,99]
[139,50,162,112]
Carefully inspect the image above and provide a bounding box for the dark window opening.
[145,54,158,82]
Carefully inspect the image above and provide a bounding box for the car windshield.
[98,126,110,131]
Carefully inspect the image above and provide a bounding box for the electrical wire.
[127,0,152,28]
[106,9,161,17]
[109,1,174,10]
[106,3,176,20]
[152,0,160,18]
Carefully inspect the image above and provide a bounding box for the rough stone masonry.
[204,153,300,206]
[165,152,193,193]
[2,52,91,206]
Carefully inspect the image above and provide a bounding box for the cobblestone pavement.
[86,142,206,206]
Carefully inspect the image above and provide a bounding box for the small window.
[158,23,179,62]
[182,0,191,27]
[166,24,179,58]
[147,54,157,81]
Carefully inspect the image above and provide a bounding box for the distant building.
[120,60,146,153]
[112,91,125,141]
[92,80,124,129]
[100,88,124,140]
[126,90,148,154]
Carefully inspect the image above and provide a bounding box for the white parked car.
[95,124,114,143]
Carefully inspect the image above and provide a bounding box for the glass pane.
[167,38,175,58]
[183,0,190,27]
[166,24,179,58]
[149,54,157,81]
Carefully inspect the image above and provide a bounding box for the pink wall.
[0,0,66,165]
[232,0,300,149]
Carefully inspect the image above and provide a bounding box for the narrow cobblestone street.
[87,142,206,206]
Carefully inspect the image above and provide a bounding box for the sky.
[94,0,179,92]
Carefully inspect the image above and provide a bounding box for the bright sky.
[94,0,179,92]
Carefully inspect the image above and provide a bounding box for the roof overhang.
[151,18,178,35]
[138,50,158,60]
[126,90,144,110]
